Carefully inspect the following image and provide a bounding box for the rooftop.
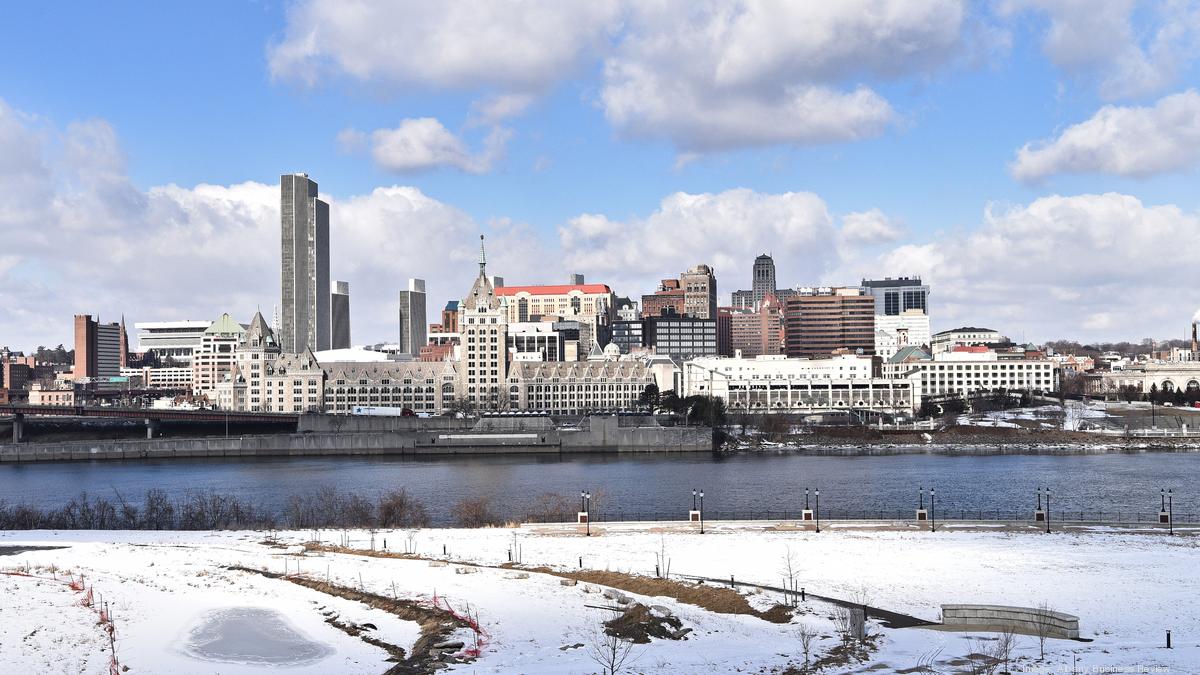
[496,283,613,296]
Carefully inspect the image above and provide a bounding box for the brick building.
[783,288,875,358]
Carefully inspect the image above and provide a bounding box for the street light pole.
[930,487,936,532]
[585,491,591,537]
[1045,487,1051,534]
[699,490,705,534]
[815,489,821,533]
[1168,489,1174,536]
[692,489,698,512]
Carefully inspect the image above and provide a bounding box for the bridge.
[0,405,300,443]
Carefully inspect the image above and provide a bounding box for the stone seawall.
[0,415,713,463]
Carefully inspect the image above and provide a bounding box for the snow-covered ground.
[1,522,1195,673]
[957,401,1113,430]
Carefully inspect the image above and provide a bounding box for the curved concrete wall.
[942,604,1079,639]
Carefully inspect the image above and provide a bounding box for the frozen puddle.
[182,607,333,666]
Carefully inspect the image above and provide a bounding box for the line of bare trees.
[0,488,596,531]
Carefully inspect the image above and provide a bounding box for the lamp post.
[692,488,698,512]
[584,491,592,536]
[1045,487,1051,534]
[930,487,936,532]
[815,488,821,533]
[699,490,705,534]
[1163,488,1174,536]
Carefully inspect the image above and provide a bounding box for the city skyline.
[5,2,1200,349]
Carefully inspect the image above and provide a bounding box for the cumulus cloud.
[1000,0,1200,99]
[0,100,542,351]
[342,118,512,174]
[839,209,904,246]
[1011,90,1200,181]
[268,0,621,92]
[270,0,969,156]
[851,192,1200,340]
[602,0,964,152]
[558,188,839,295]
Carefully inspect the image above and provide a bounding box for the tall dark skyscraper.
[398,278,427,357]
[280,173,330,353]
[331,280,351,349]
[751,254,777,306]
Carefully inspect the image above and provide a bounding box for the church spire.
[478,234,487,276]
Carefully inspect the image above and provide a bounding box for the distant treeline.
[0,487,587,531]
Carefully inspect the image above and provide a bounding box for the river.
[0,451,1195,526]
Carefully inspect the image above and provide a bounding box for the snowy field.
[1,522,1196,674]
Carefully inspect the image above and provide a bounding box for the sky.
[4,0,1200,351]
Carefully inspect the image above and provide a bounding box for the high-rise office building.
[733,253,793,309]
[752,254,776,305]
[280,173,331,354]
[681,264,718,320]
[73,314,125,380]
[783,288,875,358]
[861,277,929,316]
[331,281,351,349]
[399,278,428,357]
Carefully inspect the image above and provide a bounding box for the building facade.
[192,313,245,399]
[782,288,875,358]
[507,360,655,413]
[641,279,685,318]
[681,264,717,320]
[73,314,126,380]
[134,320,210,363]
[398,278,428,357]
[495,283,614,351]
[644,316,718,359]
[931,327,1007,354]
[683,354,921,414]
[861,277,929,316]
[874,311,932,360]
[280,172,331,354]
[883,348,1058,397]
[729,294,783,357]
[331,281,351,349]
[458,237,509,409]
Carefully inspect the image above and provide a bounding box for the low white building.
[883,348,1057,397]
[931,326,1006,354]
[134,320,211,363]
[120,367,193,390]
[682,353,921,414]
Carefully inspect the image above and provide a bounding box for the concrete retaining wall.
[0,415,712,463]
[941,604,1079,639]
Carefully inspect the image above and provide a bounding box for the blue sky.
[3,1,1200,349]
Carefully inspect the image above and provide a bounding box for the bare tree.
[587,613,638,675]
[452,496,501,528]
[780,546,801,607]
[994,627,1017,673]
[797,622,817,669]
[1031,602,1056,660]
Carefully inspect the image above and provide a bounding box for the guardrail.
[524,509,1194,525]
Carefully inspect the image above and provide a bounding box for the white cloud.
[1011,90,1200,181]
[1000,0,1200,99]
[468,94,535,127]
[346,118,512,174]
[558,188,839,295]
[854,192,1200,341]
[601,0,965,152]
[0,100,543,351]
[268,0,621,92]
[839,209,904,246]
[270,0,969,156]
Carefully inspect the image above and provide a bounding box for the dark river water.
[0,451,1195,526]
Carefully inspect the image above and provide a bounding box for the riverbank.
[725,424,1200,455]
[0,415,712,463]
[1,522,1194,673]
